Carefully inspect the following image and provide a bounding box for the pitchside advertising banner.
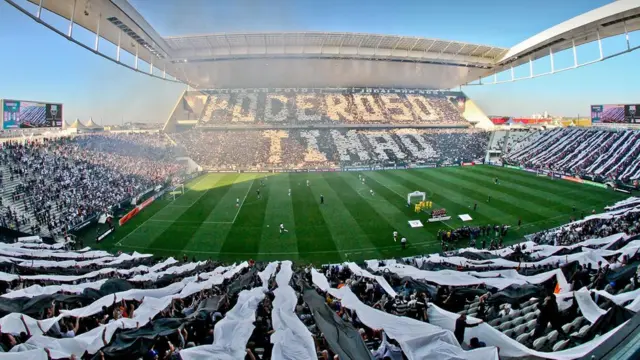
[591,104,640,124]
[1,99,63,129]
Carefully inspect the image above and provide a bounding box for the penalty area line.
[116,175,213,247]
[232,178,255,224]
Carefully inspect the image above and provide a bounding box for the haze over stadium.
[0,0,639,360]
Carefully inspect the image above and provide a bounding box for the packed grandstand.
[0,93,639,359]
[1,0,640,358]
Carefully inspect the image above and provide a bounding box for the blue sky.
[0,0,637,124]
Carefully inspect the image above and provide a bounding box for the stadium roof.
[12,0,640,89]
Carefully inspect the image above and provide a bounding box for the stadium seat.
[533,336,547,350]
[570,316,585,329]
[553,339,570,351]
[513,323,527,336]
[578,324,591,336]
[525,319,537,331]
[516,332,531,344]
[511,317,525,327]
[504,329,516,338]
[499,321,512,331]
[546,330,559,344]
[562,323,574,334]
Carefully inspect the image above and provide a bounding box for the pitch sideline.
[115,174,212,247]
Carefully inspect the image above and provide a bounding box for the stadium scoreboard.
[591,104,640,124]
[1,99,63,129]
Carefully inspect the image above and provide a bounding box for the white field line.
[116,175,211,246]
[231,178,256,224]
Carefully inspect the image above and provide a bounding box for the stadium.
[0,0,640,359]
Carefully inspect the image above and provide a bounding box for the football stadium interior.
[1,0,640,359]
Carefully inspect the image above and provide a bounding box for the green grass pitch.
[90,166,627,264]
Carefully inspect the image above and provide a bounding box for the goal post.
[407,191,427,206]
[168,184,185,201]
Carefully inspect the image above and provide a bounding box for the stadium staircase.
[0,165,56,238]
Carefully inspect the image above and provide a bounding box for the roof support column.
[67,0,77,37]
[572,39,578,67]
[36,0,43,19]
[134,43,139,70]
[116,30,121,62]
[549,48,555,73]
[94,14,101,51]
[624,21,630,50]
[529,57,533,78]
[597,30,603,60]
[510,66,514,81]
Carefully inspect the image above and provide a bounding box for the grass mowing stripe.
[411,169,546,222]
[290,173,342,264]
[427,168,559,219]
[380,170,511,228]
[305,173,383,260]
[217,175,267,261]
[470,166,628,214]
[183,174,257,258]
[257,174,299,261]
[115,174,224,249]
[447,167,593,213]
[361,172,439,240]
[321,173,401,259]
[474,166,623,202]
[146,174,241,253]
[92,167,626,262]
[340,172,437,254]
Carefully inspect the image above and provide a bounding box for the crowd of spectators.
[172,128,489,170]
[0,198,639,359]
[503,128,640,183]
[0,133,184,236]
[198,92,469,126]
[531,205,640,247]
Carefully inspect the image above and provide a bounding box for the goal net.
[407,191,427,206]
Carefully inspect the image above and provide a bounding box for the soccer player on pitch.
[393,231,398,242]
[320,194,324,204]
[280,223,289,234]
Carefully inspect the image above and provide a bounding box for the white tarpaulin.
[327,285,498,360]
[311,268,331,291]
[15,252,152,269]
[593,288,640,312]
[4,349,49,360]
[271,261,317,360]
[180,262,276,360]
[378,263,571,293]
[427,304,627,360]
[2,279,109,299]
[344,262,397,297]
[129,261,207,282]
[574,288,607,324]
